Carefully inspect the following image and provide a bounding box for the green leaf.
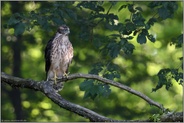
[147,34,156,43]
[135,7,143,12]
[96,5,105,12]
[126,36,134,40]
[128,4,136,13]
[52,18,64,25]
[80,79,111,100]
[125,22,135,32]
[110,34,120,38]
[133,30,139,36]
[109,1,117,6]
[103,71,120,80]
[122,42,135,55]
[152,68,175,92]
[65,9,77,20]
[137,32,147,44]
[118,4,127,12]
[171,34,183,48]
[176,34,183,48]
[148,2,178,20]
[89,62,103,75]
[132,12,145,27]
[79,80,94,91]
[147,18,157,26]
[142,29,148,35]
[158,7,170,20]
[7,16,20,26]
[120,38,127,45]
[148,1,162,8]
[146,18,157,29]
[77,1,104,13]
[101,84,111,97]
[92,37,104,49]
[14,22,26,36]
[105,23,118,30]
[108,13,119,20]
[107,42,121,58]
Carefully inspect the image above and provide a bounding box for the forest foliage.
[1,1,183,122]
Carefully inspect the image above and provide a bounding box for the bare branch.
[62,73,165,111]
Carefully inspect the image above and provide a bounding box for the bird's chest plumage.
[50,35,72,70]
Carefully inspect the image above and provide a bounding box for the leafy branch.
[65,73,165,110]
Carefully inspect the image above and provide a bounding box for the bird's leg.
[54,71,57,84]
[50,72,57,84]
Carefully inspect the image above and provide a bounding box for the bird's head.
[57,25,70,35]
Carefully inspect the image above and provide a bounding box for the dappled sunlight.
[113,57,132,69]
[167,43,177,53]
[1,103,15,119]
[151,86,182,112]
[28,48,42,59]
[1,2,11,16]
[130,79,182,113]
[136,100,147,111]
[8,28,14,35]
[152,23,163,35]
[24,2,40,12]
[153,41,162,49]
[43,110,55,117]
[22,101,31,108]
[39,102,52,109]
[2,46,9,55]
[78,49,86,61]
[173,81,183,96]
[31,108,40,116]
[147,62,162,76]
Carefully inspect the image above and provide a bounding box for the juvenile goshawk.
[45,25,73,91]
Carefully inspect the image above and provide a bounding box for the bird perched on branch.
[45,25,73,91]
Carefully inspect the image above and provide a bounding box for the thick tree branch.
[160,112,183,122]
[1,72,183,122]
[1,72,116,122]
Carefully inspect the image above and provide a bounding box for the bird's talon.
[63,72,69,78]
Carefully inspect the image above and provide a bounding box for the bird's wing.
[44,37,54,77]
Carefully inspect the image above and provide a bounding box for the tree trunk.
[11,34,23,120]
[9,1,24,120]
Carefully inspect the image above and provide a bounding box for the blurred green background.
[1,1,183,122]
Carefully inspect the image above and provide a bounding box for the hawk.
[45,25,73,91]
